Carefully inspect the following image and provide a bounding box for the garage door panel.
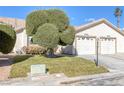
[100,39,116,54]
[76,38,96,55]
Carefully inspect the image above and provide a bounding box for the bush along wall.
[0,24,16,54]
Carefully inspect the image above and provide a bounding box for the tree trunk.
[117,16,120,29]
[46,48,55,58]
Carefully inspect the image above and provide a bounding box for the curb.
[59,71,124,85]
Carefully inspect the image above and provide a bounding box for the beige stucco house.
[63,18,124,55]
[1,17,124,55]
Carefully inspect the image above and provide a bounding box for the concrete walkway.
[0,58,12,80]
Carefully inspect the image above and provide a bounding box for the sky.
[0,6,124,28]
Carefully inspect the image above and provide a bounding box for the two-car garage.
[64,19,124,56]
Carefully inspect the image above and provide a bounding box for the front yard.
[10,55,108,78]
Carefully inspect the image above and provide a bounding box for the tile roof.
[0,17,25,33]
[74,18,124,36]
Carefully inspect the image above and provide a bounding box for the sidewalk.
[0,69,124,85]
[0,58,12,80]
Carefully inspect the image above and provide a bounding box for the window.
[86,37,89,40]
[82,37,85,40]
[107,35,111,37]
[84,34,89,36]
[91,38,93,40]
[78,37,80,40]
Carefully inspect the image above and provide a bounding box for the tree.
[26,9,75,57]
[33,23,59,57]
[0,24,16,54]
[114,7,122,28]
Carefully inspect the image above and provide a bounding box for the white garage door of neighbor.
[100,39,116,54]
[76,37,96,55]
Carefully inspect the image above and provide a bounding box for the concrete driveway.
[80,54,124,71]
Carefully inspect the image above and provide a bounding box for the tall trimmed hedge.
[0,24,16,54]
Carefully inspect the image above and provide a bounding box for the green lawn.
[10,55,108,78]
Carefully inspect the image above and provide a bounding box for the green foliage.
[46,9,69,32]
[26,9,75,56]
[60,26,75,45]
[0,24,16,54]
[26,10,48,36]
[26,9,69,36]
[33,23,59,49]
[12,55,32,63]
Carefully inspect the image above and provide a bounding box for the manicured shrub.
[60,26,75,45]
[46,9,69,32]
[26,9,69,36]
[0,24,16,54]
[33,23,59,49]
[23,45,47,55]
[33,23,59,57]
[26,10,48,36]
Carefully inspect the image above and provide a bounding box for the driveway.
[79,54,124,71]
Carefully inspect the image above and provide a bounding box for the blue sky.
[0,6,124,28]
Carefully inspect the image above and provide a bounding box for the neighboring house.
[63,18,124,55]
[0,17,28,53]
[14,28,28,53]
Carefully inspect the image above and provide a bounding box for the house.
[63,18,124,55]
[1,17,124,55]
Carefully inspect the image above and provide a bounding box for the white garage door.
[100,38,116,54]
[76,37,96,55]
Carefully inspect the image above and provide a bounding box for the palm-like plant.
[114,7,122,28]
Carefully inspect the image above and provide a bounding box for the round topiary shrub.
[33,23,59,49]
[47,9,69,32]
[0,24,16,54]
[26,10,48,36]
[60,26,75,45]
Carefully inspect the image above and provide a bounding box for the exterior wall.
[13,29,28,52]
[62,45,74,54]
[74,23,124,54]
